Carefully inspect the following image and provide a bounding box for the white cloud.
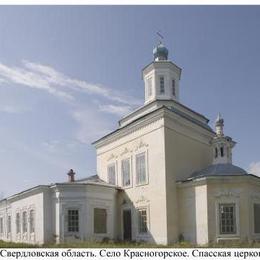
[21,60,142,106]
[0,104,29,114]
[0,78,7,84]
[42,140,79,154]
[0,61,142,107]
[248,161,260,176]
[98,104,132,116]
[0,63,74,101]
[0,60,143,159]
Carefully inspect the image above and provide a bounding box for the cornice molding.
[107,153,118,161]
[95,108,165,149]
[215,191,240,198]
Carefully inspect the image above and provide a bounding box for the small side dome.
[153,43,168,61]
[189,163,248,179]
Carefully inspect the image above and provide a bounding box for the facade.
[1,43,260,245]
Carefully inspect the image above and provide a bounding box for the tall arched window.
[215,147,218,158]
[147,77,152,97]
[172,79,176,96]
[159,76,165,94]
[220,147,224,157]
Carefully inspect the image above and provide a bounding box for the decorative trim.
[135,195,150,204]
[215,191,240,198]
[107,153,118,161]
[120,148,132,156]
[135,140,149,152]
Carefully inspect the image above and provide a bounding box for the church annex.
[1,43,260,245]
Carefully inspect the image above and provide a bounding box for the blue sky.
[0,6,260,197]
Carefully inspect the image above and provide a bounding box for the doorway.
[123,209,132,241]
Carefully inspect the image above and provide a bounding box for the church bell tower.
[142,42,182,105]
[212,114,236,165]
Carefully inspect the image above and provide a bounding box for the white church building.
[1,43,260,246]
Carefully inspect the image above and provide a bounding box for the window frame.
[29,209,35,234]
[135,151,148,186]
[7,215,11,235]
[22,211,28,234]
[172,79,176,96]
[219,203,236,235]
[67,209,79,233]
[16,212,21,234]
[159,76,165,95]
[0,217,3,235]
[147,77,152,97]
[107,162,116,185]
[252,200,260,237]
[215,147,218,158]
[220,147,224,157]
[121,157,132,188]
[215,197,240,239]
[136,206,150,237]
[93,208,107,234]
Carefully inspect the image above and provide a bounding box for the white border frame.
[251,198,260,239]
[215,195,240,241]
[135,149,149,187]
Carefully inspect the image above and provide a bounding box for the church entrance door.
[123,209,132,241]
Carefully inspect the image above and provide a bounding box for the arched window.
[159,76,165,94]
[220,147,224,157]
[172,79,176,96]
[147,77,152,97]
[215,147,218,158]
[29,209,35,233]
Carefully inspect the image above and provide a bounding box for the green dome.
[153,43,168,61]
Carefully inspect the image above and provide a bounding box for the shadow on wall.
[116,190,156,244]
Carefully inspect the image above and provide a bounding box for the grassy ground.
[1,239,260,248]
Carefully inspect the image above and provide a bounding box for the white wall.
[0,188,46,244]
[52,184,117,243]
[96,117,168,244]
[177,182,208,245]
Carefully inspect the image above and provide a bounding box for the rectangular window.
[122,158,131,187]
[254,204,260,233]
[159,76,165,94]
[94,208,107,234]
[172,79,176,96]
[108,164,116,185]
[7,216,11,234]
[16,213,20,234]
[147,78,152,97]
[219,203,236,234]
[29,210,35,233]
[136,152,146,185]
[0,217,3,234]
[22,211,27,233]
[67,209,79,232]
[138,209,148,234]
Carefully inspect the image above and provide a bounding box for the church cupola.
[153,42,168,61]
[212,114,236,165]
[142,42,182,105]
